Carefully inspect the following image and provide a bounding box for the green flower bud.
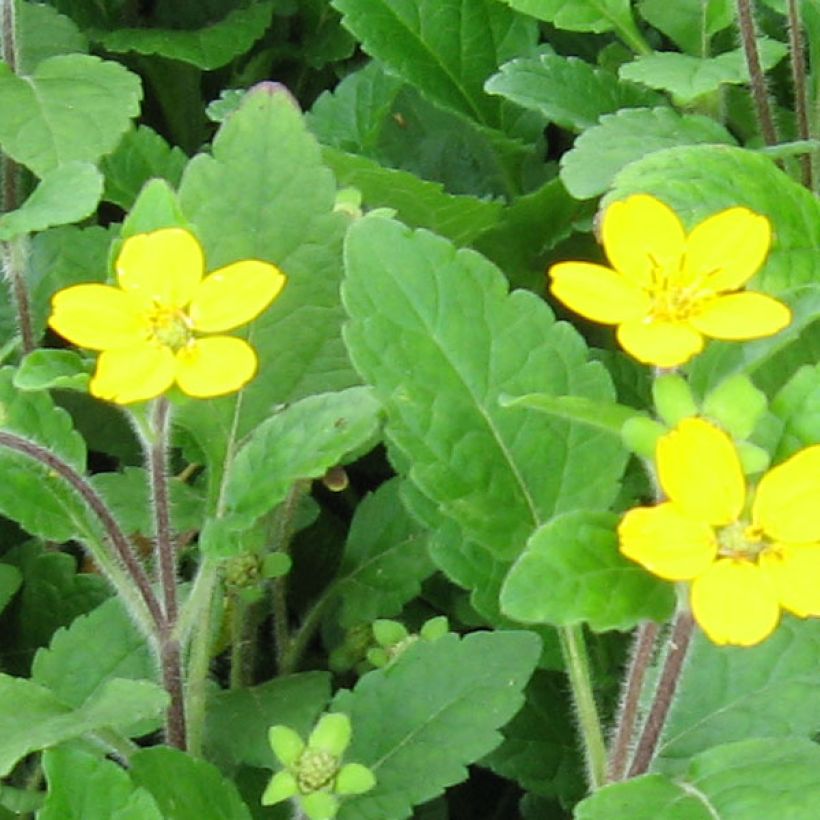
[301,792,339,820]
[366,647,390,668]
[372,619,408,647]
[621,416,666,459]
[308,713,351,757]
[222,553,261,589]
[703,374,768,439]
[652,374,697,426]
[261,770,298,806]
[335,763,376,796]
[269,725,305,767]
[420,616,449,641]
[737,441,771,475]
[333,188,362,219]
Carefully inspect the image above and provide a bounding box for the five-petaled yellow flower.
[619,418,820,646]
[549,194,791,367]
[48,228,286,404]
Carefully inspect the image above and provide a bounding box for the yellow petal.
[689,293,791,340]
[116,228,203,308]
[759,544,820,618]
[175,336,257,397]
[690,558,780,646]
[684,207,771,291]
[189,260,286,333]
[90,344,176,404]
[601,194,686,289]
[49,284,149,350]
[753,445,820,543]
[619,502,717,580]
[657,418,745,526]
[616,318,703,367]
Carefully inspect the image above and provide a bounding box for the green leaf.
[619,40,788,103]
[637,0,734,55]
[769,363,820,460]
[211,386,381,534]
[0,54,142,177]
[129,747,253,820]
[87,2,275,70]
[499,393,642,436]
[14,350,91,392]
[343,218,627,560]
[321,148,503,246]
[334,631,541,819]
[101,126,188,211]
[501,511,674,630]
[16,0,88,74]
[176,84,360,507]
[31,595,156,710]
[486,54,661,132]
[0,564,21,616]
[204,672,331,770]
[608,145,820,292]
[560,107,735,199]
[331,0,537,127]
[481,670,584,802]
[576,738,820,818]
[0,162,103,240]
[0,675,167,777]
[40,747,162,820]
[91,467,204,537]
[333,479,434,627]
[655,619,820,771]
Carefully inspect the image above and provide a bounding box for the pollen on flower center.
[717,521,766,560]
[647,260,714,321]
[147,305,193,351]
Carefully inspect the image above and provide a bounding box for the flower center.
[716,521,767,560]
[146,305,193,351]
[296,749,339,793]
[646,257,715,321]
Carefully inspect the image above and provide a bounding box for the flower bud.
[703,374,767,439]
[652,374,697,426]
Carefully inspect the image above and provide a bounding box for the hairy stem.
[2,238,37,355]
[607,621,659,782]
[736,0,779,146]
[0,431,162,631]
[160,638,187,751]
[787,0,814,188]
[628,610,694,776]
[559,624,608,791]
[229,592,257,689]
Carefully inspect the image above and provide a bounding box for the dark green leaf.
[13,350,91,392]
[637,0,733,55]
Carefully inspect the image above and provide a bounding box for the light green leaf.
[176,84,360,508]
[656,619,820,771]
[0,54,142,177]
[577,738,820,818]
[501,511,675,630]
[204,672,331,770]
[637,0,734,55]
[87,2,275,70]
[560,107,735,199]
[215,386,382,531]
[16,0,88,74]
[101,126,188,211]
[334,631,541,819]
[321,147,503,246]
[334,479,434,627]
[331,0,537,126]
[129,747,252,820]
[486,54,661,131]
[0,564,21,616]
[343,218,627,560]
[14,349,91,392]
[619,40,788,103]
[608,145,820,293]
[40,747,162,820]
[91,467,204,537]
[0,675,167,777]
[769,363,820,460]
[0,162,102,240]
[499,393,642,435]
[31,595,156,709]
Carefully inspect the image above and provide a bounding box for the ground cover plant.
[0,0,819,817]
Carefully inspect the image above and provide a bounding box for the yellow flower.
[549,194,791,367]
[48,228,286,404]
[619,418,820,647]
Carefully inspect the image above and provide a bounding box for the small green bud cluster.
[621,373,771,474]
[262,713,376,820]
[366,616,449,668]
